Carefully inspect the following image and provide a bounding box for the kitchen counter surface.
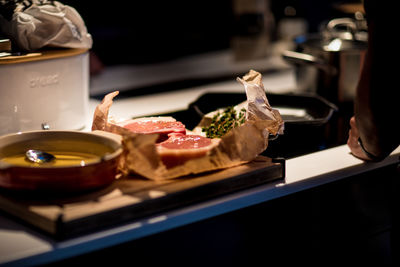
[1,70,399,266]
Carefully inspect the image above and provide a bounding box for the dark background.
[63,0,352,65]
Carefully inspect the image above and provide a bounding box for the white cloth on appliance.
[0,0,92,51]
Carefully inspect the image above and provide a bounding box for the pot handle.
[326,18,357,40]
[282,50,337,75]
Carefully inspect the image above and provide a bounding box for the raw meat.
[156,133,220,168]
[117,117,186,142]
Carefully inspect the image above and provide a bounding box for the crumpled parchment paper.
[92,70,284,180]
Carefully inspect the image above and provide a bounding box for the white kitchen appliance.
[0,48,89,136]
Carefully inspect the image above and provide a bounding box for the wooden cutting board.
[0,156,284,239]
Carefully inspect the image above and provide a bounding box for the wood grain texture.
[0,156,284,239]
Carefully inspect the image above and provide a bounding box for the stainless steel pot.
[282,18,368,104]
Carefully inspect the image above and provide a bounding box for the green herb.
[202,106,246,138]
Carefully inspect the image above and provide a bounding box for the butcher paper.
[92,70,284,180]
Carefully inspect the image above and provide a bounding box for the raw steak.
[117,117,186,142]
[156,133,220,168]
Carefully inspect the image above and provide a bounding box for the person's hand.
[347,116,372,161]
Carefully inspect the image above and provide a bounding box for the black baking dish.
[155,92,338,159]
[189,92,338,158]
[188,92,338,126]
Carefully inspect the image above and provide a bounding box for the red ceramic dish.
[0,130,122,192]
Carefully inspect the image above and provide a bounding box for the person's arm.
[348,0,400,161]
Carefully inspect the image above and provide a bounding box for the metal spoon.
[25,149,55,163]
